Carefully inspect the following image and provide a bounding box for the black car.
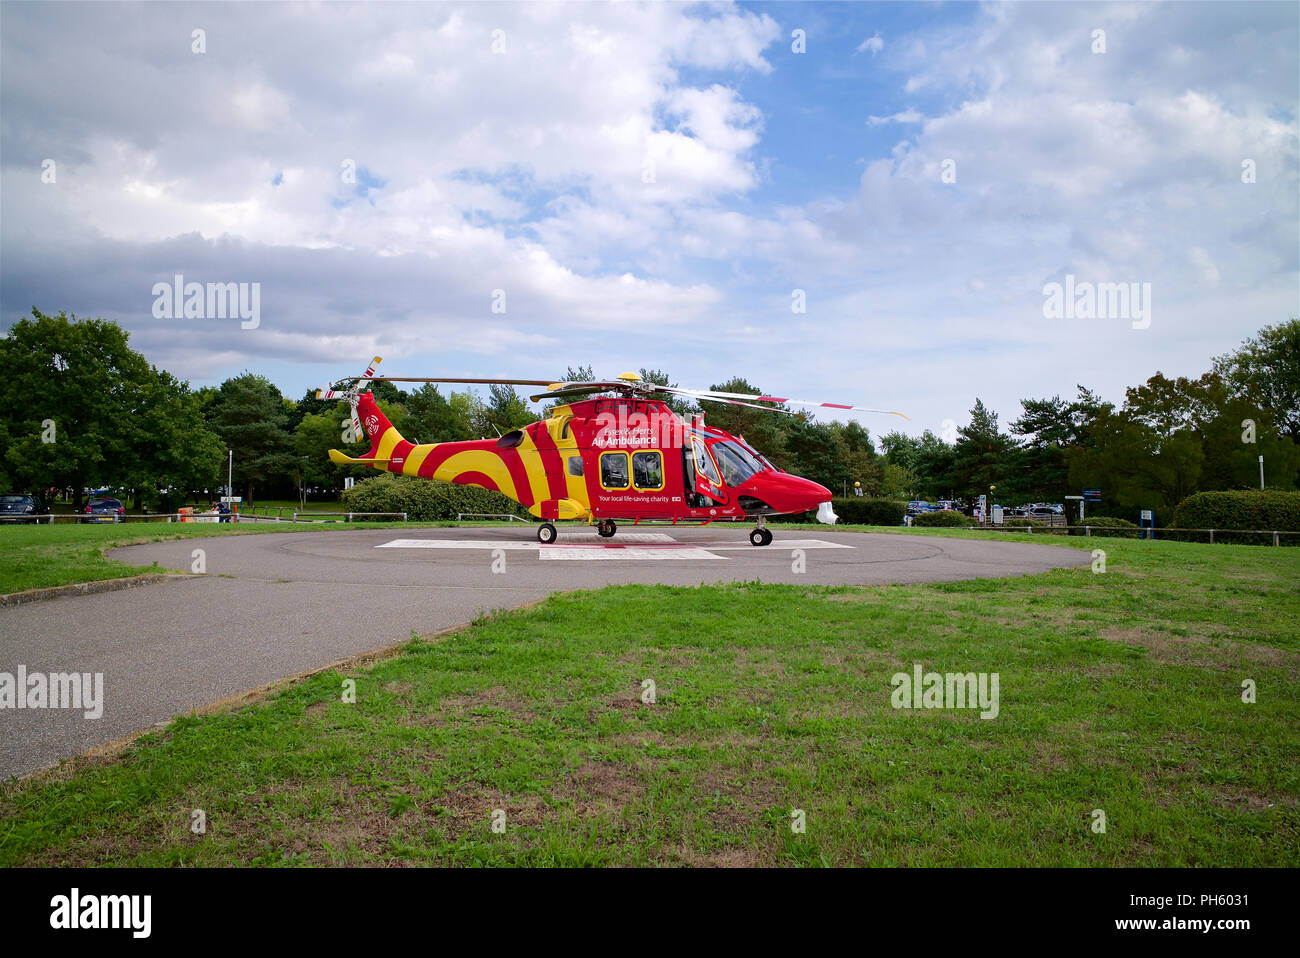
[0,493,45,524]
[80,497,125,523]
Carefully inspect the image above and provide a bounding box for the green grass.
[0,521,498,595]
[1,534,1296,866]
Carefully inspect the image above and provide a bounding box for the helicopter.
[319,358,907,546]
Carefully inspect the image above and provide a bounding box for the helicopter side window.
[712,441,761,486]
[693,440,721,486]
[567,456,584,477]
[632,451,663,490]
[599,452,629,490]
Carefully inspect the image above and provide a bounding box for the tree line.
[1,308,1295,521]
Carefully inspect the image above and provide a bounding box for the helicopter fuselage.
[345,392,832,526]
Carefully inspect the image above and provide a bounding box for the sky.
[2,0,1297,441]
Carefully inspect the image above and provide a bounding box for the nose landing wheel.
[597,519,617,538]
[749,527,772,547]
[538,522,557,544]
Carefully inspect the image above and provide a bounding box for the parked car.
[906,500,935,515]
[1029,506,1058,518]
[79,497,125,523]
[0,493,45,524]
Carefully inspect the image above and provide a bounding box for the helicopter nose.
[751,474,833,516]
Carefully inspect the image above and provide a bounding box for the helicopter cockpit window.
[632,451,664,490]
[599,452,629,489]
[735,438,776,472]
[711,441,761,486]
[693,439,721,485]
[567,456,584,477]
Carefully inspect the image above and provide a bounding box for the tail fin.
[321,356,409,468]
[353,391,403,458]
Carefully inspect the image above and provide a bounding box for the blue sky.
[2,1,1296,442]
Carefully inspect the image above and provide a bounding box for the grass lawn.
[1,531,1296,866]
[0,521,490,595]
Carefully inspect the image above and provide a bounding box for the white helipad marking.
[549,532,678,542]
[539,546,724,561]
[377,539,538,550]
[706,539,853,551]
[375,535,853,560]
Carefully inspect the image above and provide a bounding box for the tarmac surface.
[0,526,1091,779]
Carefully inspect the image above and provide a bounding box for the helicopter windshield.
[711,440,764,486]
[733,437,777,472]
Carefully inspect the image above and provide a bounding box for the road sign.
[1083,489,1101,501]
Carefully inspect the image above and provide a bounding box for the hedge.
[772,497,906,526]
[1170,490,1300,545]
[834,497,907,526]
[913,509,976,527]
[1001,517,1049,530]
[339,473,531,522]
[1066,515,1139,538]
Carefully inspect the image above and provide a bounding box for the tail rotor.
[317,356,383,441]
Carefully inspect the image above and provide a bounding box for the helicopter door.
[690,438,726,504]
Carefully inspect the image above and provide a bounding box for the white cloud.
[1,0,1295,437]
[856,32,884,56]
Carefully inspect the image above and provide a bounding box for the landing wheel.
[538,522,557,544]
[597,519,617,538]
[749,528,773,547]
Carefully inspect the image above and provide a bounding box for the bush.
[1170,490,1300,545]
[913,509,976,527]
[340,473,530,522]
[771,497,906,526]
[835,497,907,526]
[1002,517,1048,530]
[1070,515,1139,538]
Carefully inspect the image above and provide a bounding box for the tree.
[637,368,696,418]
[703,377,788,465]
[1213,319,1300,440]
[1123,371,1224,439]
[124,369,224,508]
[950,399,1021,501]
[203,373,297,502]
[782,414,847,491]
[1068,411,1203,522]
[1011,386,1111,503]
[1197,400,1300,491]
[834,421,883,494]
[287,388,337,432]
[403,383,472,444]
[293,399,411,500]
[471,384,533,437]
[0,309,156,507]
[879,461,918,499]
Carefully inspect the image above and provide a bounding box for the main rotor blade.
[337,376,559,387]
[663,386,909,420]
[690,393,807,415]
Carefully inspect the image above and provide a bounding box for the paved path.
[0,527,1091,779]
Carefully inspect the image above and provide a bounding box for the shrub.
[340,473,530,522]
[1170,490,1300,545]
[913,509,976,527]
[1002,517,1048,530]
[1071,515,1139,539]
[771,497,906,526]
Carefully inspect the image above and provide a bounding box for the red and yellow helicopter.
[321,358,907,546]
